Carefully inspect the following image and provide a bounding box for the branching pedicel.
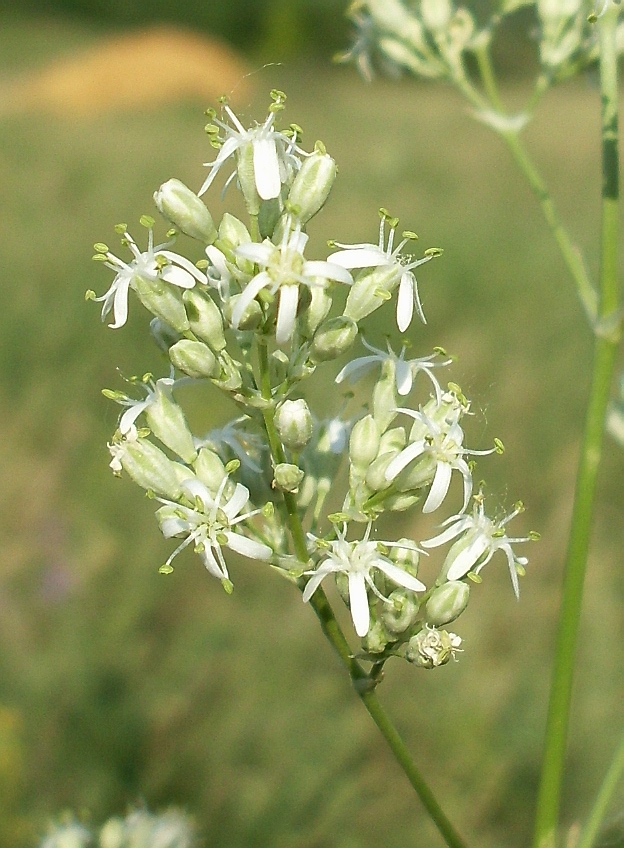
[88,89,536,671]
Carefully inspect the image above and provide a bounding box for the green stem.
[532,11,621,848]
[577,730,624,848]
[255,337,469,848]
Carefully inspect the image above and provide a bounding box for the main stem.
[256,339,469,848]
[532,12,621,848]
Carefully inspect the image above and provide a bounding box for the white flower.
[421,496,532,596]
[156,476,271,584]
[385,408,496,513]
[328,213,436,332]
[199,96,304,201]
[303,523,425,637]
[233,223,352,344]
[92,227,205,328]
[335,338,451,401]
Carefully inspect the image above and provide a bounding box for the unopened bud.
[425,581,470,626]
[169,339,220,379]
[183,289,226,351]
[134,275,189,333]
[109,432,183,499]
[275,399,313,451]
[381,588,420,634]
[273,462,305,493]
[362,618,391,654]
[154,178,217,243]
[389,539,420,576]
[301,284,332,337]
[365,452,397,492]
[287,147,336,223]
[310,316,358,363]
[349,415,380,469]
[343,266,398,324]
[145,384,197,464]
[194,447,228,492]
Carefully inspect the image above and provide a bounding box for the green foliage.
[1,12,623,848]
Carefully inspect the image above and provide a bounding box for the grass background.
[0,11,623,847]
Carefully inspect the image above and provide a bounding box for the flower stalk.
[533,8,621,847]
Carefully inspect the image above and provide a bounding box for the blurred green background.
[1,5,623,848]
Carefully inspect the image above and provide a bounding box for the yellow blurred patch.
[0,25,253,117]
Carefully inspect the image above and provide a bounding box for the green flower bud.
[349,415,380,470]
[406,626,462,668]
[380,588,420,634]
[378,426,406,454]
[224,293,263,331]
[154,178,217,243]
[217,214,253,268]
[310,316,358,363]
[133,274,189,334]
[393,454,436,492]
[273,462,305,493]
[385,492,421,512]
[194,446,228,492]
[183,289,226,351]
[168,339,220,378]
[343,266,398,324]
[365,451,397,492]
[389,538,420,577]
[300,283,332,337]
[211,350,242,391]
[425,581,470,627]
[275,399,313,452]
[145,384,197,464]
[109,433,183,499]
[287,147,336,223]
[373,371,399,433]
[362,618,391,654]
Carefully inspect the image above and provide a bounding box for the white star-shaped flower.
[335,338,451,401]
[199,95,304,201]
[421,496,533,596]
[233,223,352,344]
[327,213,438,332]
[156,476,271,585]
[303,523,425,637]
[385,408,497,514]
[92,227,205,328]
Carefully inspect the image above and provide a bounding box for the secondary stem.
[532,10,621,848]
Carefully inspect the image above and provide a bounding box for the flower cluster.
[40,808,195,848]
[341,1,624,134]
[91,93,536,669]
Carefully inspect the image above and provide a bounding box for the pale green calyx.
[168,339,221,379]
[425,580,470,626]
[273,462,305,492]
[154,178,217,243]
[286,145,337,224]
[108,428,184,500]
[274,399,313,451]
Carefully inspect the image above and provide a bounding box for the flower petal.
[423,461,453,513]
[348,572,371,636]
